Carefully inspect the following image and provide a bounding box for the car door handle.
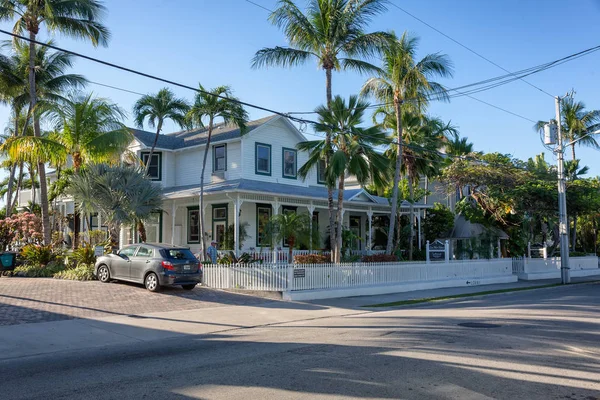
[145,260,151,263]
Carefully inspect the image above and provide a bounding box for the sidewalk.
[0,276,597,362]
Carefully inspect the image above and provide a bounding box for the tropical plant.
[53,263,95,280]
[253,0,391,257]
[423,203,454,242]
[223,222,249,251]
[68,163,163,248]
[361,31,453,255]
[0,40,87,216]
[564,159,589,250]
[445,136,474,157]
[133,88,189,175]
[535,95,600,160]
[20,243,55,266]
[0,0,109,245]
[263,212,318,263]
[185,84,248,260]
[298,95,389,262]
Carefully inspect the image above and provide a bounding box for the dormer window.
[255,143,271,176]
[213,144,227,172]
[141,151,162,181]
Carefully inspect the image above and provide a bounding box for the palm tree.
[361,31,453,255]
[69,163,163,248]
[252,0,391,257]
[186,84,248,260]
[264,212,317,263]
[298,95,389,263]
[3,93,131,247]
[564,159,590,250]
[0,0,109,245]
[535,95,600,161]
[445,136,474,157]
[376,110,446,258]
[133,88,190,175]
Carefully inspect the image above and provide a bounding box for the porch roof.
[162,179,391,206]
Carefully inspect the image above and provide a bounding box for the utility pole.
[555,96,570,284]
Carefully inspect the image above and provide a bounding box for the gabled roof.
[163,179,391,206]
[132,115,279,150]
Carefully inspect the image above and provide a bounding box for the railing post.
[287,263,294,292]
[426,241,430,264]
[543,246,547,259]
[444,240,450,263]
[527,242,531,259]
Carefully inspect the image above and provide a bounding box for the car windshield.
[164,249,197,260]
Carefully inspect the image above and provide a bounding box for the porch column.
[497,238,502,258]
[273,198,279,263]
[119,225,128,248]
[417,213,422,250]
[170,202,177,245]
[307,202,316,251]
[367,208,373,252]
[233,195,244,257]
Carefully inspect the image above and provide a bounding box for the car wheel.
[181,284,196,291]
[97,265,110,283]
[144,272,160,292]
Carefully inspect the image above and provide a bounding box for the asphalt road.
[2,283,599,399]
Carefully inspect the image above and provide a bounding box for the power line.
[245,0,272,13]
[0,29,322,127]
[88,80,145,96]
[389,3,555,98]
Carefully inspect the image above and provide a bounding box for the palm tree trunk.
[144,121,163,175]
[288,237,294,265]
[198,117,214,261]
[28,31,51,245]
[29,165,36,205]
[386,97,403,255]
[5,163,17,217]
[13,162,24,211]
[571,144,576,161]
[408,173,415,261]
[137,219,147,243]
[325,67,336,261]
[335,176,345,263]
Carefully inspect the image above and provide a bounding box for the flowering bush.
[294,254,331,264]
[0,212,43,250]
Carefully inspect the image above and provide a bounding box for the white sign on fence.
[426,240,449,263]
[94,246,104,257]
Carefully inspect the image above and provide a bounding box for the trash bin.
[0,252,17,271]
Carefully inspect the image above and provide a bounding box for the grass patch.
[363,281,599,308]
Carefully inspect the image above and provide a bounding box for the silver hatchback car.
[94,243,202,292]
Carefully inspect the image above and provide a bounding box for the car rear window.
[163,249,197,261]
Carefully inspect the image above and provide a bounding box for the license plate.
[184,265,191,270]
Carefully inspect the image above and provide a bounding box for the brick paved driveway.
[0,277,269,326]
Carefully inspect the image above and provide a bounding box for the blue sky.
[1,0,600,174]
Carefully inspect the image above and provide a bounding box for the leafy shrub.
[70,242,97,266]
[0,212,43,250]
[217,251,258,264]
[361,254,398,263]
[20,244,56,266]
[294,254,330,264]
[14,261,65,277]
[54,264,95,281]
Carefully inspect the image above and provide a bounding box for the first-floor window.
[145,212,162,243]
[256,204,272,247]
[188,208,200,243]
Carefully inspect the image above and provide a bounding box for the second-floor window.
[317,159,326,184]
[282,148,297,179]
[213,144,227,172]
[141,151,162,181]
[255,143,271,176]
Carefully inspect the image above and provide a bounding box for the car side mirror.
[119,254,129,260]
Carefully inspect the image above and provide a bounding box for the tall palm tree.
[376,110,445,258]
[298,95,389,262]
[69,163,163,248]
[133,88,190,175]
[535,95,600,161]
[3,93,131,247]
[186,84,248,260]
[252,0,391,257]
[445,136,474,157]
[0,0,110,245]
[361,31,453,255]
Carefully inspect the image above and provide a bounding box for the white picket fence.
[202,259,513,292]
[215,249,385,264]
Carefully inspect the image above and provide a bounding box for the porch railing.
[215,249,385,263]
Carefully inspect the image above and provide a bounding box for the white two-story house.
[122,114,393,255]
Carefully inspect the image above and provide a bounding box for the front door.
[214,221,226,249]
